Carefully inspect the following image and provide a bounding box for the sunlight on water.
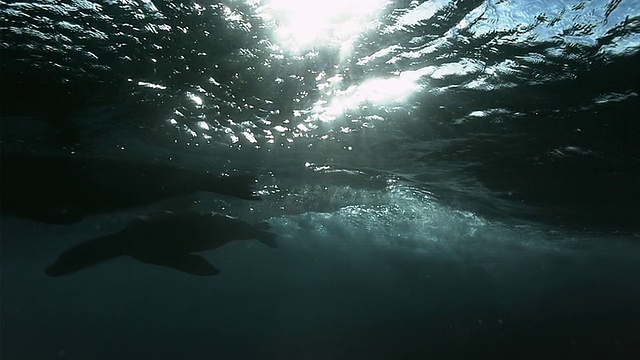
[386,0,453,32]
[257,0,388,53]
[186,92,204,107]
[310,72,424,123]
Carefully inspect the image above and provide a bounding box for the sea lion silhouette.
[0,153,260,223]
[45,211,278,277]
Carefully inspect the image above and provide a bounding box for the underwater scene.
[1,0,640,358]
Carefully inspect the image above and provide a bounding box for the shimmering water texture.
[1,0,640,359]
[2,0,639,230]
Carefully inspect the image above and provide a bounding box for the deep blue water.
[1,0,640,359]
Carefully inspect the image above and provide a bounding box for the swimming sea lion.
[45,211,278,276]
[0,153,260,223]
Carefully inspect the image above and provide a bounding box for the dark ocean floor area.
[2,211,640,360]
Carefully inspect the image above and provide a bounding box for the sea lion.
[45,211,278,276]
[0,153,260,223]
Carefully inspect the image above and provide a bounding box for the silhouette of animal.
[45,211,278,276]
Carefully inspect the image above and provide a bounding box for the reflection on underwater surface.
[0,153,260,223]
[1,0,640,358]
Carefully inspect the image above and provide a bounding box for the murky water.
[2,1,640,358]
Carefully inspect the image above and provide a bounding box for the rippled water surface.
[2,0,640,359]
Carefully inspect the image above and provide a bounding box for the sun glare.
[310,70,424,122]
[258,0,387,52]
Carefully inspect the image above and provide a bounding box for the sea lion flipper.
[137,254,220,276]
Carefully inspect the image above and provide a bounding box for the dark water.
[1,0,640,359]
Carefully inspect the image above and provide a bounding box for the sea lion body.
[45,211,277,276]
